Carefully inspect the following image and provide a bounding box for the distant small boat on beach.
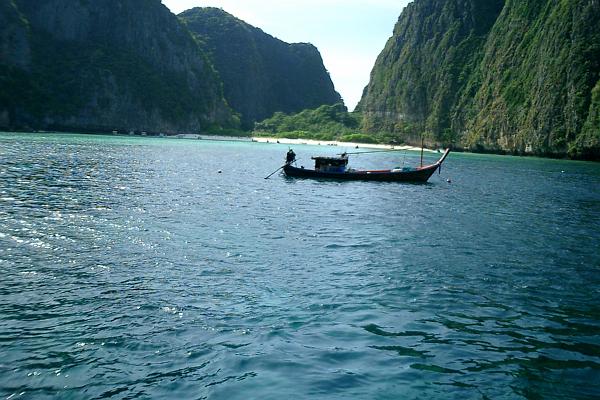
[282,148,450,183]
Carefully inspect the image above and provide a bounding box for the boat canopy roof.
[311,155,348,161]
[312,155,348,163]
[311,155,349,170]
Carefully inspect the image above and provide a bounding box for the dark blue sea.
[1,132,599,399]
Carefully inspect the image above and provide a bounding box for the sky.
[162,0,411,111]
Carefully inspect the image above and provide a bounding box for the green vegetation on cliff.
[576,80,600,159]
[253,103,404,144]
[180,7,342,130]
[462,0,600,158]
[358,0,600,159]
[253,104,362,141]
[358,0,504,142]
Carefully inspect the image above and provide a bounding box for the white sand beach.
[250,137,440,153]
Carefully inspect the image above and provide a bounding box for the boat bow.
[437,148,451,166]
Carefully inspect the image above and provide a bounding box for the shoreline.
[5,131,596,161]
[250,137,440,153]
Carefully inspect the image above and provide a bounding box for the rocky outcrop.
[180,7,342,129]
[358,0,600,159]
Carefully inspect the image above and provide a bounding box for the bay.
[0,132,599,399]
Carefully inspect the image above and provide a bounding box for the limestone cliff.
[0,0,31,127]
[0,0,30,69]
[358,0,600,159]
[180,7,342,129]
[1,0,236,133]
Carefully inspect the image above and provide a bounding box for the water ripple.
[1,133,599,399]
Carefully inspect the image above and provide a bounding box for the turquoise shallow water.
[0,132,599,399]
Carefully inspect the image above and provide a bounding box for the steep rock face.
[0,0,31,127]
[358,0,600,159]
[357,0,504,141]
[1,0,235,133]
[462,0,600,157]
[577,79,600,159]
[180,7,342,129]
[0,0,30,69]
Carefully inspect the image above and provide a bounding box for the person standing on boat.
[286,149,296,164]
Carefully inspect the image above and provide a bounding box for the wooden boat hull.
[283,149,450,183]
[283,164,439,182]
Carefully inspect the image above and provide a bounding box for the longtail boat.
[282,148,450,183]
